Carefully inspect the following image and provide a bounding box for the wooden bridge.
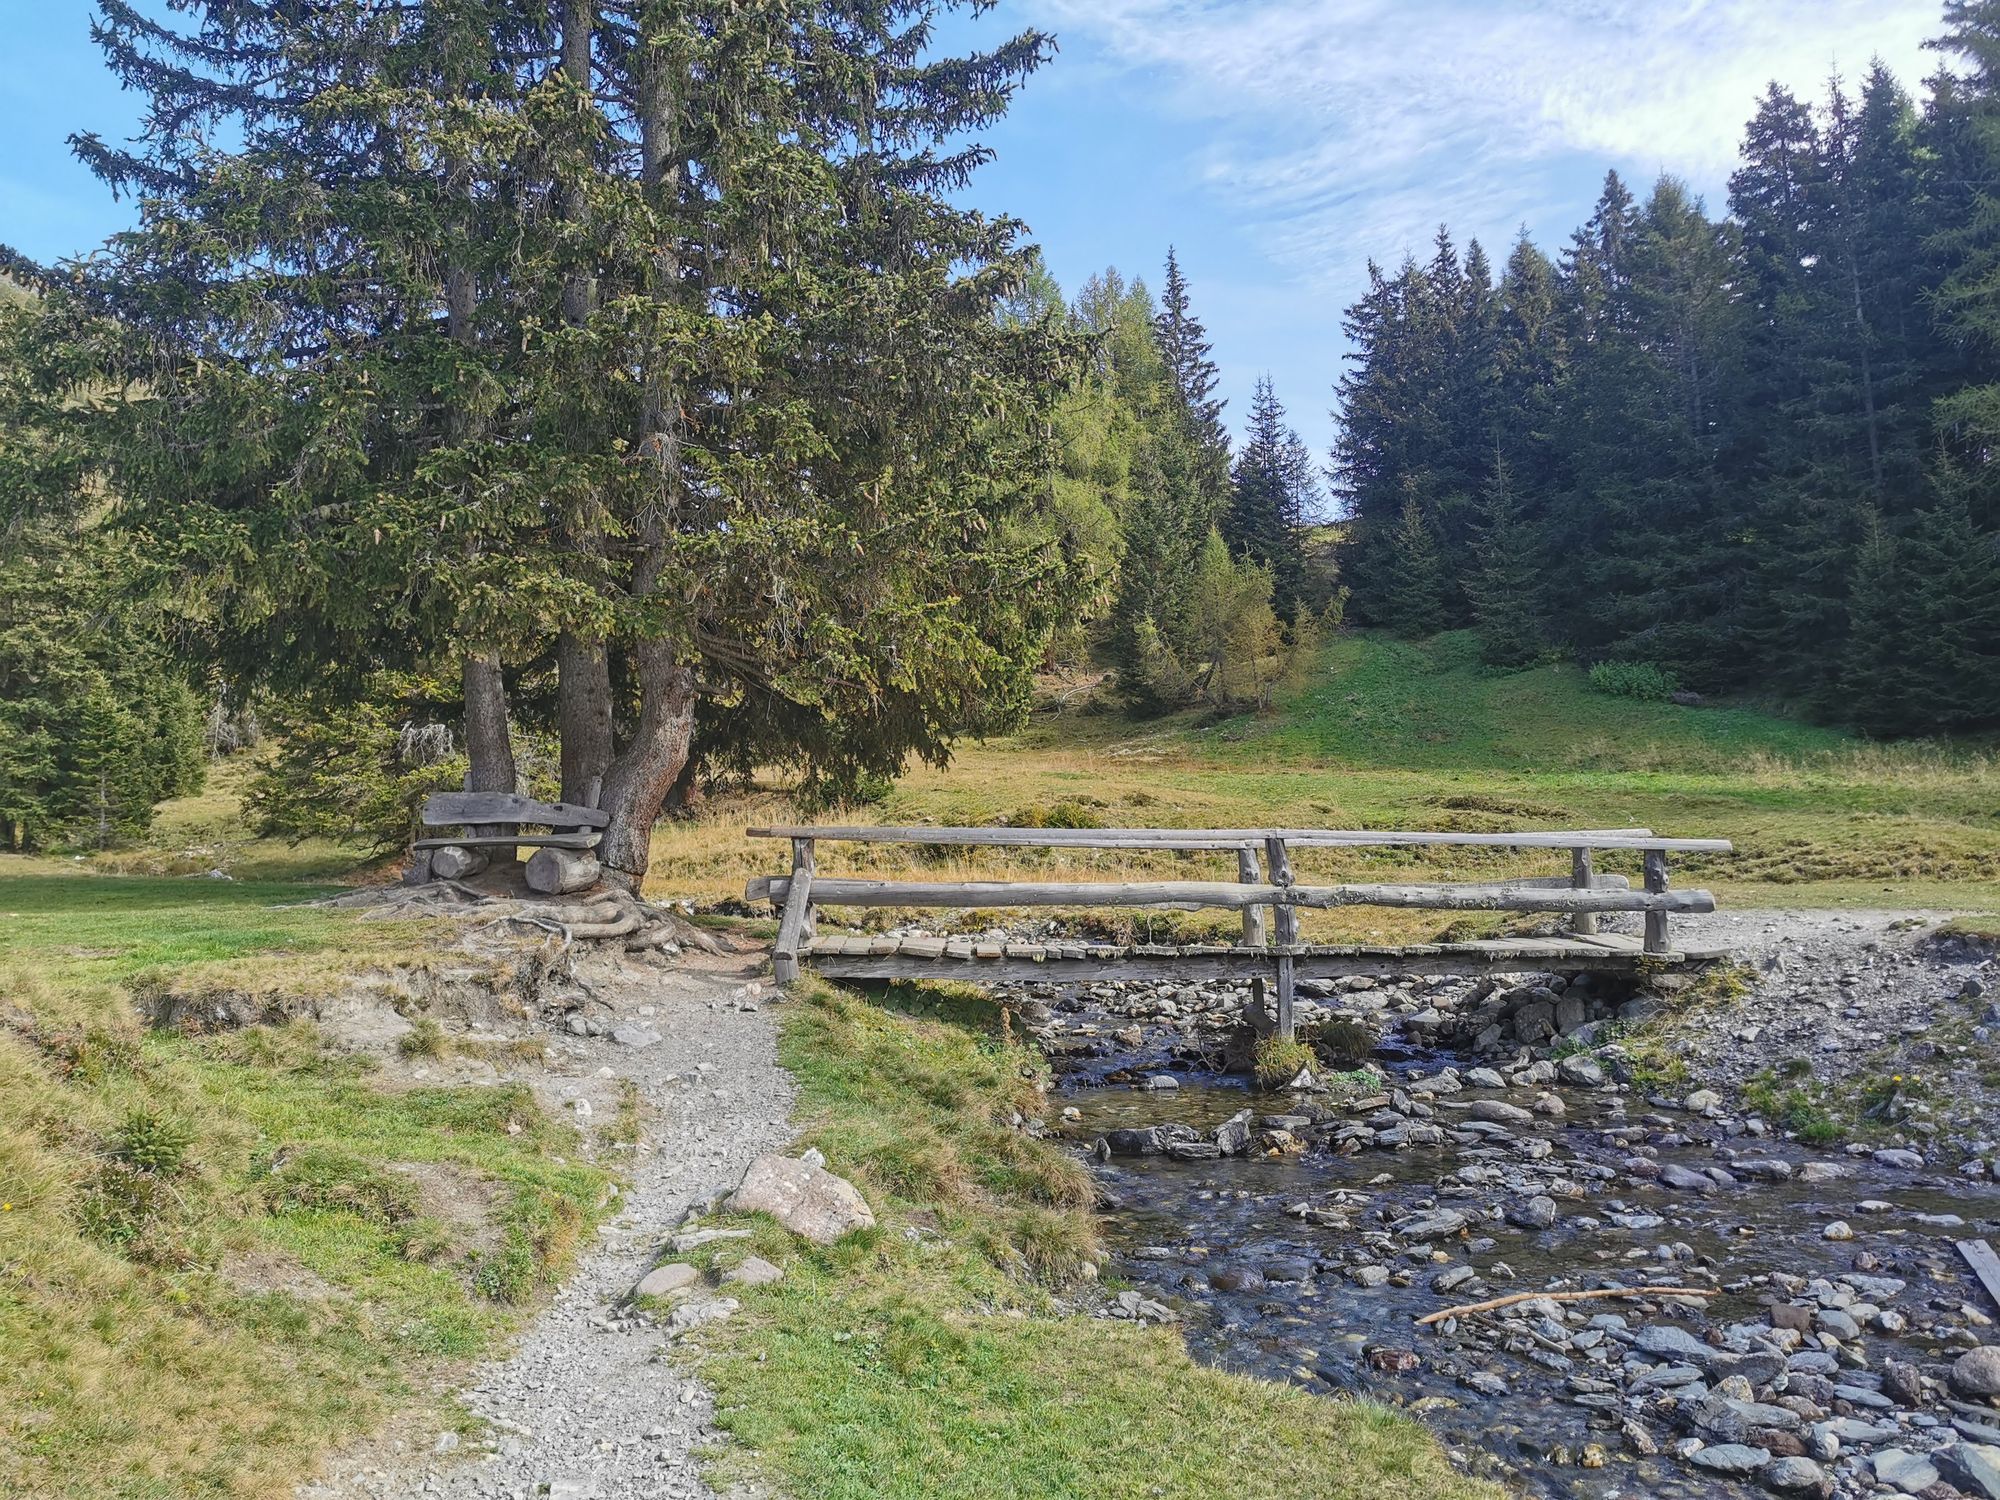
[745,824,1733,1039]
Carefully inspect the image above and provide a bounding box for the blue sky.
[2,1,1946,459]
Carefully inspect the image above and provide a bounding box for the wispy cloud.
[1028,0,1940,285]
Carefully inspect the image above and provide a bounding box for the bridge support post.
[1643,849,1670,954]
[1237,846,1274,1036]
[1264,836,1298,1041]
[773,836,817,984]
[1570,847,1598,936]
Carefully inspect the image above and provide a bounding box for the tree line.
[1335,6,2000,737]
[1007,250,1335,716]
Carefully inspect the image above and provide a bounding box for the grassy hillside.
[0,873,612,1499]
[651,630,1999,931]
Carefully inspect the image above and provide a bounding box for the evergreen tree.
[1154,248,1231,504]
[1467,454,1545,667]
[1379,494,1448,638]
[1226,376,1317,616]
[40,0,1086,885]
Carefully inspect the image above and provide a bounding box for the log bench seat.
[411,791,610,891]
[746,824,1735,1039]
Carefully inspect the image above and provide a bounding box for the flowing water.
[1051,1042,2000,1498]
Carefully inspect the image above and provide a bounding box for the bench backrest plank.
[423,792,611,829]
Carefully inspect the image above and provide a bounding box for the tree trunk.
[557,633,614,805]
[589,29,694,896]
[463,654,518,860]
[596,652,696,891]
[554,0,610,811]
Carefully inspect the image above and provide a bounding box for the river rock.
[1939,1442,2000,1500]
[1691,1443,1772,1476]
[1464,1099,1535,1126]
[1213,1110,1254,1156]
[1658,1163,1717,1194]
[1873,1448,1940,1493]
[1504,1195,1558,1230]
[1872,1147,1925,1170]
[1814,1307,1860,1341]
[1557,1055,1605,1087]
[1464,1067,1506,1089]
[1953,1346,2000,1398]
[727,1154,875,1244]
[1821,1220,1853,1241]
[1684,1088,1723,1113]
[1391,1208,1469,1239]
[1760,1455,1827,1493]
[1636,1324,1713,1363]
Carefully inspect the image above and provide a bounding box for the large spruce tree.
[34,0,1083,885]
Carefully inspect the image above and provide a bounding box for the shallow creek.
[1052,1047,2000,1498]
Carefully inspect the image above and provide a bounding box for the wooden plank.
[748,874,1717,915]
[745,824,1726,853]
[1956,1238,2000,1312]
[413,832,602,850]
[424,792,611,829]
[1571,847,1599,937]
[771,837,816,985]
[1266,836,1299,1040]
[902,937,947,959]
[1643,849,1671,955]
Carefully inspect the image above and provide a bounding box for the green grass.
[0,869,612,1499]
[657,630,2000,939]
[688,980,1499,1500]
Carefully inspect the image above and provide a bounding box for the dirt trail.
[301,949,793,1500]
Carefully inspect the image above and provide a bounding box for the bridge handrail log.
[752,825,1733,989]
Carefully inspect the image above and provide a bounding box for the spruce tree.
[1467,454,1544,666]
[1226,376,1316,616]
[1380,493,1448,638]
[41,0,1086,885]
[1154,247,1231,503]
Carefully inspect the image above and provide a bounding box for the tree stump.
[526,848,601,895]
[429,844,489,881]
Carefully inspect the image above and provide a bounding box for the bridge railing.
[744,825,1732,1034]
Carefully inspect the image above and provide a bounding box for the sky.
[0,1,1948,461]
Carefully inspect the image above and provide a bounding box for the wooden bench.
[745,824,1734,1038]
[413,791,610,892]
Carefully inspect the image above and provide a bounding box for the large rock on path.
[727,1153,876,1244]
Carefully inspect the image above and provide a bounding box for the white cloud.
[1028,0,1940,285]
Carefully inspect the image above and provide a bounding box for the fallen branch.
[1416,1285,1718,1326]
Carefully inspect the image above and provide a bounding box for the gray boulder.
[727,1153,876,1245]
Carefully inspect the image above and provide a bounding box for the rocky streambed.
[1001,912,2000,1500]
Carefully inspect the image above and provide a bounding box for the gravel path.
[302,949,793,1500]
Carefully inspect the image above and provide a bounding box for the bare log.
[745,875,1717,916]
[746,825,1729,853]
[428,845,489,881]
[1416,1285,1717,1326]
[527,848,603,895]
